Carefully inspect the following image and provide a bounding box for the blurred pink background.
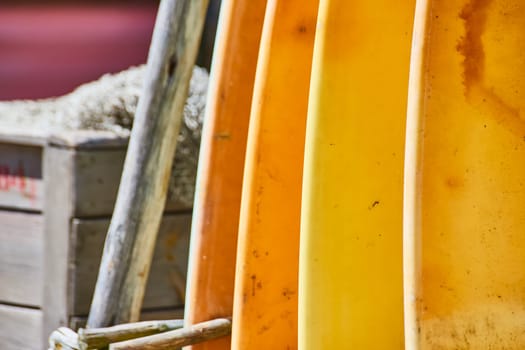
[0,1,219,101]
[0,4,158,100]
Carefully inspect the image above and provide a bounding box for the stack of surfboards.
[185,0,525,348]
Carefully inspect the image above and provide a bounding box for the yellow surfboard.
[299,0,415,348]
[404,0,525,348]
[184,1,266,349]
[231,0,318,349]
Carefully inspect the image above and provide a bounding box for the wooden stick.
[109,318,231,350]
[78,320,184,350]
[87,0,210,327]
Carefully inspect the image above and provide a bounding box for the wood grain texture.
[0,133,188,217]
[71,214,191,315]
[69,140,189,217]
[78,319,184,350]
[71,148,188,216]
[0,303,42,350]
[42,143,192,345]
[0,142,43,211]
[110,318,231,350]
[0,210,44,306]
[72,148,127,217]
[43,146,76,348]
[88,0,209,326]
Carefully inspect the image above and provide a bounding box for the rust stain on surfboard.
[457,0,525,136]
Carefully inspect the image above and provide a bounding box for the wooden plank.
[43,145,76,348]
[0,134,187,217]
[71,214,191,315]
[0,210,43,307]
[72,148,127,217]
[72,147,189,218]
[0,136,187,217]
[0,303,42,350]
[48,130,129,150]
[0,142,43,211]
[0,131,46,147]
[42,143,192,344]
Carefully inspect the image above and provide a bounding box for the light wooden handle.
[109,318,232,350]
[78,319,184,350]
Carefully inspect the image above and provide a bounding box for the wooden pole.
[87,0,210,327]
[109,318,231,350]
[78,320,184,350]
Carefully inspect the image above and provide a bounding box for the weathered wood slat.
[0,143,43,211]
[42,143,193,346]
[88,0,209,327]
[0,137,188,216]
[0,131,47,147]
[0,140,190,217]
[71,148,126,217]
[0,303,42,350]
[43,146,76,348]
[73,146,189,218]
[48,131,129,150]
[0,210,43,306]
[109,318,231,350]
[78,319,184,350]
[71,214,191,315]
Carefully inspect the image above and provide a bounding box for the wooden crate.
[0,131,191,350]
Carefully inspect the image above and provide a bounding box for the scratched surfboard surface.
[183,1,266,350]
[298,0,415,348]
[230,0,318,348]
[404,0,525,348]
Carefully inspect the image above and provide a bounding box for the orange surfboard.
[231,0,319,349]
[184,1,266,349]
[404,0,525,348]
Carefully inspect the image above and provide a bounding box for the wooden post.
[109,318,231,350]
[43,144,77,349]
[87,0,210,327]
